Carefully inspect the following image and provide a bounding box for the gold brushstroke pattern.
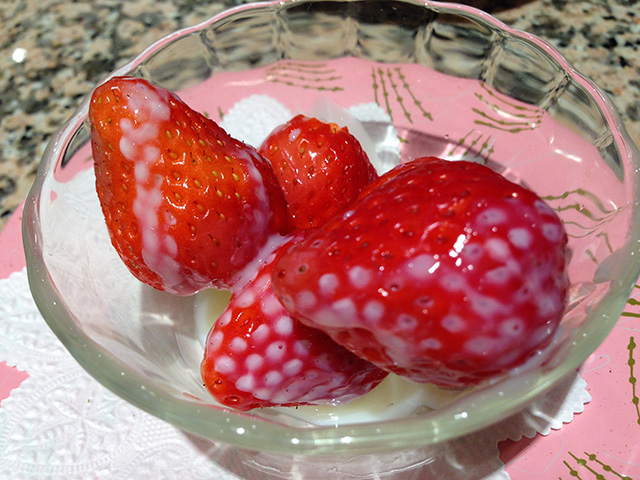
[472,83,544,133]
[370,67,432,123]
[267,61,343,91]
[562,451,633,479]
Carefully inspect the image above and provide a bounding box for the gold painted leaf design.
[371,66,432,123]
[472,83,544,133]
[267,61,344,91]
[562,451,634,479]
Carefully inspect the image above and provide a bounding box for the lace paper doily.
[0,268,590,480]
[0,269,230,479]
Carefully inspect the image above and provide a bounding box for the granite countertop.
[1,0,639,232]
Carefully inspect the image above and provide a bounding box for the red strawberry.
[201,234,387,411]
[89,76,288,294]
[258,114,378,229]
[272,157,569,387]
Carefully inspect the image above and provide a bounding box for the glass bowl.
[23,0,640,470]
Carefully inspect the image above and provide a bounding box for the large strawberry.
[272,157,569,387]
[201,234,387,411]
[258,114,378,229]
[89,76,288,294]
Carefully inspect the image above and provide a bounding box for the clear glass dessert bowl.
[22,0,640,472]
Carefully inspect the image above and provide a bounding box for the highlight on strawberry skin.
[89,76,288,295]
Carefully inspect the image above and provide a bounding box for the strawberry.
[272,157,569,387]
[258,114,378,229]
[89,76,288,294]
[201,234,387,411]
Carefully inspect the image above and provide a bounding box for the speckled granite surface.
[1,0,639,231]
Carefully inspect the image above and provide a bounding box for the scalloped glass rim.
[22,0,640,456]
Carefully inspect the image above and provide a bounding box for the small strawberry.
[201,234,387,411]
[272,157,569,387]
[89,76,288,294]
[258,114,378,229]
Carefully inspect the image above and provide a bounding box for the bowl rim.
[22,0,640,455]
